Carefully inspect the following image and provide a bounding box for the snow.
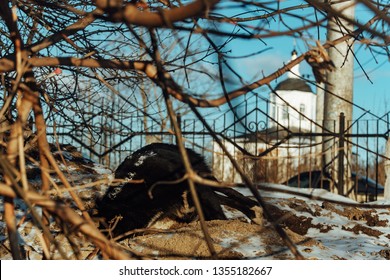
[238,183,358,204]
[134,151,157,167]
[227,184,390,259]
[367,199,390,206]
[112,183,390,260]
[1,150,390,260]
[107,185,122,199]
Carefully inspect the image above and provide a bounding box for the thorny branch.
[0,182,131,259]
[0,0,389,259]
[0,12,385,108]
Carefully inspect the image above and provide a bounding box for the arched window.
[282,104,289,120]
[299,104,305,121]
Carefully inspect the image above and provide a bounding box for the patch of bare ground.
[341,224,383,238]
[123,219,322,260]
[278,198,321,216]
[272,200,387,238]
[265,204,332,235]
[377,249,390,260]
[123,220,262,259]
[321,202,388,227]
[255,226,322,260]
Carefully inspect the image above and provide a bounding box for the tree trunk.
[323,1,355,197]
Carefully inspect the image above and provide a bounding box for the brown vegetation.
[0,0,389,259]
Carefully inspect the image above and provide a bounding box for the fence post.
[338,112,345,196]
[175,113,182,145]
[385,135,390,200]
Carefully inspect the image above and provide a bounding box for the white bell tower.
[269,50,317,132]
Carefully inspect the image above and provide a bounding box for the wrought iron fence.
[44,96,389,202]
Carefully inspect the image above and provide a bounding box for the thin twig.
[148,28,218,257]
[0,183,132,259]
[188,102,305,259]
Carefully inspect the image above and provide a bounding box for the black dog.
[96,143,262,238]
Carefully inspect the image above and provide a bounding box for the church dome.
[275,78,313,92]
[274,49,313,93]
[268,49,317,133]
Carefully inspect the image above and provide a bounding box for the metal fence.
[45,96,389,202]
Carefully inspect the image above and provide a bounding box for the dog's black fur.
[96,143,228,237]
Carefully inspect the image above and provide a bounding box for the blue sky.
[218,1,390,121]
[231,38,389,119]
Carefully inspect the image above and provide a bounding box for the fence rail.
[44,96,389,202]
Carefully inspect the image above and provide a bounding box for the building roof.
[275,78,313,92]
[274,49,314,93]
[238,126,315,143]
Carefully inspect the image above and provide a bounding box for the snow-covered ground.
[2,181,389,260]
[237,184,390,259]
[121,184,390,260]
[0,145,389,260]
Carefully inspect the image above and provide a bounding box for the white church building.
[213,50,321,184]
[269,50,317,132]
